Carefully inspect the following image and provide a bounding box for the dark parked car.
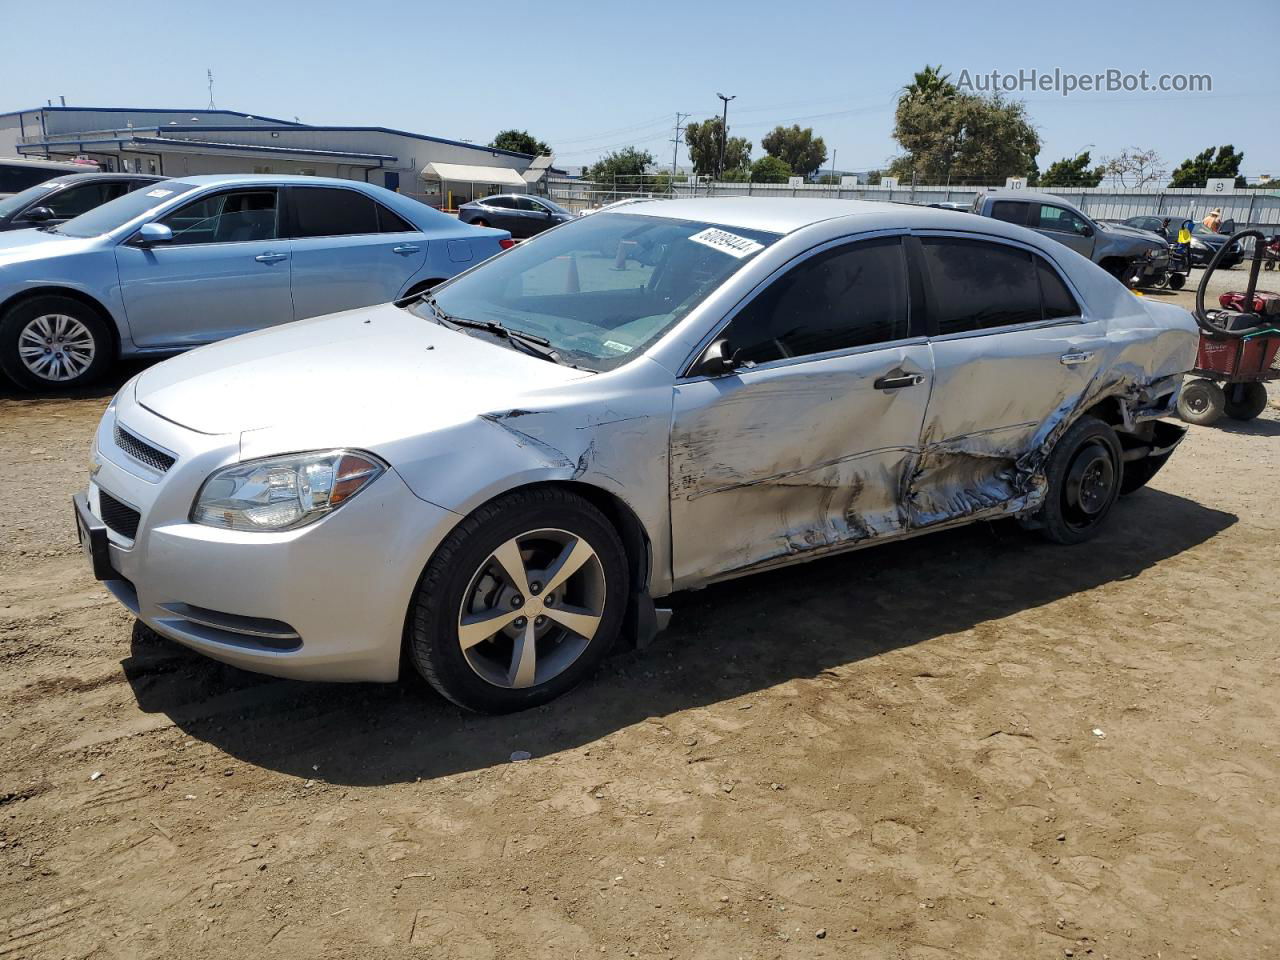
[457,194,573,238]
[0,173,164,232]
[1122,215,1243,269]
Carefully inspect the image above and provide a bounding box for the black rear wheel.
[1034,416,1123,545]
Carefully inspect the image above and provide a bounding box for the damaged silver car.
[78,199,1199,713]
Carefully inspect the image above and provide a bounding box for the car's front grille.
[114,424,175,472]
[99,491,141,539]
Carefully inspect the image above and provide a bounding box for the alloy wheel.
[18,314,96,382]
[456,528,606,689]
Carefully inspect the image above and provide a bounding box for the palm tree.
[902,65,956,104]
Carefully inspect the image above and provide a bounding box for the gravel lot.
[1,278,1278,960]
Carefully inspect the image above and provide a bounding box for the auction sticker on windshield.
[688,228,765,259]
[144,189,174,198]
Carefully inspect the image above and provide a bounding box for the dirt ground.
[2,279,1278,960]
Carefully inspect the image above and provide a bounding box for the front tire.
[1034,416,1123,545]
[0,295,112,391]
[407,488,628,713]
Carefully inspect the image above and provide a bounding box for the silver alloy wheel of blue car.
[18,314,97,382]
[457,528,606,689]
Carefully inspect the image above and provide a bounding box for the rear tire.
[0,295,112,391]
[1034,416,1123,545]
[1177,378,1225,426]
[1168,273,1186,290]
[1223,381,1269,421]
[407,488,628,714]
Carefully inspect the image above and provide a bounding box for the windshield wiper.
[417,294,564,365]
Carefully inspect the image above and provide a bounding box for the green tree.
[684,118,751,178]
[889,91,1039,185]
[750,156,792,183]
[585,147,656,185]
[1168,145,1247,188]
[901,64,956,104]
[489,129,550,156]
[761,125,827,178]
[1039,151,1106,187]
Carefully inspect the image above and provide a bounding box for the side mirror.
[1081,224,1095,238]
[697,339,738,377]
[134,222,174,246]
[21,206,55,223]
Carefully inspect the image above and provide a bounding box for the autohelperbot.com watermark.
[956,68,1212,97]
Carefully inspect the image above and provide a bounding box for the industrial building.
[0,106,538,208]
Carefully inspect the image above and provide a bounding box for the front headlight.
[192,450,386,532]
[1191,238,1209,251]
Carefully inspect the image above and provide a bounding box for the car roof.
[163,174,382,189]
[610,197,985,235]
[41,172,165,183]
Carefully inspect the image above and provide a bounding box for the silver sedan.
[77,199,1198,712]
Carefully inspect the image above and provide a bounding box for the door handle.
[873,372,925,390]
[392,245,420,255]
[1060,351,1094,366]
[255,252,288,263]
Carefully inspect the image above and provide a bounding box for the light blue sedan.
[0,174,513,389]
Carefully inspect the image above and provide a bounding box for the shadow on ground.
[122,487,1235,786]
[0,358,157,402]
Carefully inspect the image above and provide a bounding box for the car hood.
[132,302,594,439]
[0,227,93,265]
[1099,222,1168,246]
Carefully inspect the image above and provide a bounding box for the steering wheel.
[1194,229,1272,338]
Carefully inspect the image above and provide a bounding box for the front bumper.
[82,396,462,682]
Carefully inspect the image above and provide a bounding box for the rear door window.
[376,203,414,233]
[290,187,379,238]
[920,237,1042,334]
[1037,259,1081,319]
[990,200,1030,226]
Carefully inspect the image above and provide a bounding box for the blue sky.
[6,0,1275,179]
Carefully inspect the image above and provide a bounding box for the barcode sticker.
[688,228,764,259]
[145,189,174,198]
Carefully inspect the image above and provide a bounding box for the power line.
[669,112,690,177]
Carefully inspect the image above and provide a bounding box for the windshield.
[541,197,570,215]
[415,213,779,371]
[0,181,59,219]
[56,181,196,237]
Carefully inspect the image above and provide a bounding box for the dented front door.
[668,344,932,586]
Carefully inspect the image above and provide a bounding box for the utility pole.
[831,148,838,191]
[716,93,735,181]
[207,69,216,110]
[669,112,689,184]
